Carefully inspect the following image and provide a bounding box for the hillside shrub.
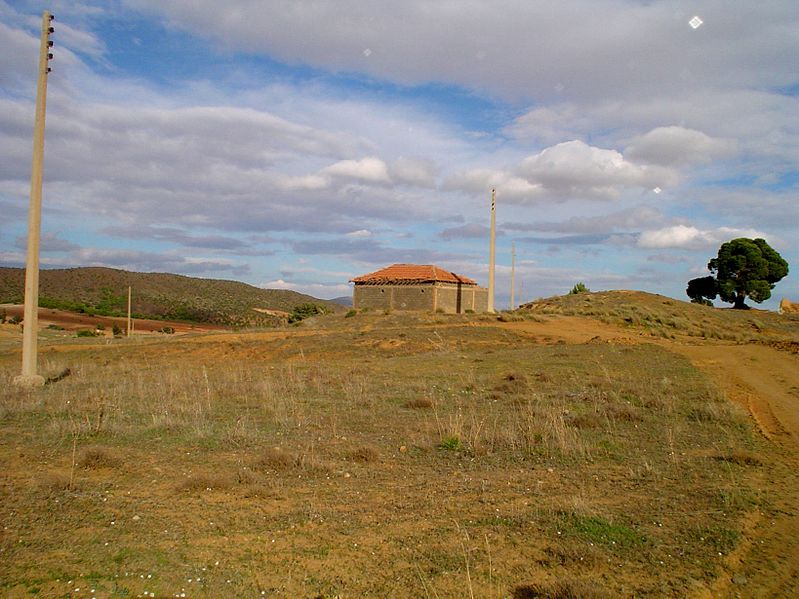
[345,309,357,318]
[76,329,99,338]
[569,282,590,294]
[497,312,524,322]
[288,303,326,324]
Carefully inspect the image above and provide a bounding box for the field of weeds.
[0,311,769,597]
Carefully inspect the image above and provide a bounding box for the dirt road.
[675,344,799,598]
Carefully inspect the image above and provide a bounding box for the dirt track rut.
[675,344,799,598]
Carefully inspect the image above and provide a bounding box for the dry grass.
[36,472,76,495]
[254,446,298,472]
[348,445,379,463]
[524,289,799,343]
[77,445,120,469]
[0,310,774,597]
[405,397,434,409]
[175,472,234,492]
[712,449,763,467]
[513,579,615,599]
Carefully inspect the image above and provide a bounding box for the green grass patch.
[558,513,645,548]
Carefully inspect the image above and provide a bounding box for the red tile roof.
[351,264,477,285]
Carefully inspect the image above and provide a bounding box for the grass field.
[1,295,795,598]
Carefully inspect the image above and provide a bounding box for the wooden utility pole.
[126,286,132,337]
[488,188,496,313]
[510,241,516,310]
[15,11,55,388]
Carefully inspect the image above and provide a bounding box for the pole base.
[13,374,45,388]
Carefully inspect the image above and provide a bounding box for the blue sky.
[1,1,797,308]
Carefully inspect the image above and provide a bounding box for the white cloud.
[19,231,81,252]
[52,20,107,60]
[624,126,737,166]
[388,157,437,187]
[321,156,390,182]
[275,174,330,191]
[346,229,372,238]
[504,205,670,234]
[508,91,799,174]
[125,1,798,104]
[443,167,543,203]
[440,223,490,240]
[518,140,677,200]
[446,139,682,204]
[637,225,770,250]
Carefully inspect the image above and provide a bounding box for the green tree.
[569,282,589,295]
[688,238,788,309]
[686,276,718,306]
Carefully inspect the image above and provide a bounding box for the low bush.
[405,397,433,409]
[288,303,326,324]
[569,282,590,294]
[349,446,378,463]
[78,446,120,469]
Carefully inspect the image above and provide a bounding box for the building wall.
[353,283,488,313]
[353,284,434,311]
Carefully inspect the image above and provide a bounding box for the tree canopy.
[687,238,789,309]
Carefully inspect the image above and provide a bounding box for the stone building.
[350,264,488,314]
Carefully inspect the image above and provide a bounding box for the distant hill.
[330,295,353,307]
[0,267,344,327]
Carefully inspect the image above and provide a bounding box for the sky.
[1,1,797,308]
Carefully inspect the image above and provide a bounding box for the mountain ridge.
[0,266,345,327]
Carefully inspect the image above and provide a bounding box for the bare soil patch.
[1,304,224,334]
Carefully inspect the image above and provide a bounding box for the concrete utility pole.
[15,11,55,388]
[487,188,496,313]
[510,241,516,310]
[127,286,132,337]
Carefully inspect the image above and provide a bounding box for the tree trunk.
[734,292,749,310]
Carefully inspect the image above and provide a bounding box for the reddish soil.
[0,304,225,334]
